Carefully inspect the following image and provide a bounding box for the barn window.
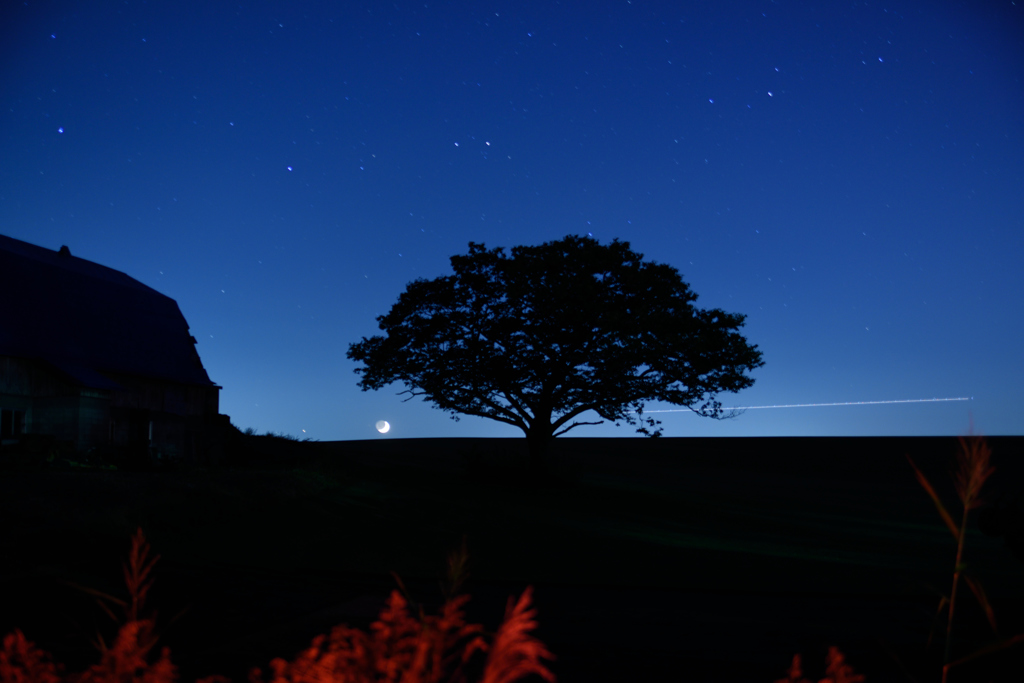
[1,409,25,439]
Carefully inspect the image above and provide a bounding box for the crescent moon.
[375,420,391,434]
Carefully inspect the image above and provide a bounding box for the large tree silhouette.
[347,235,764,471]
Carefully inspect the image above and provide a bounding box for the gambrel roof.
[0,234,217,389]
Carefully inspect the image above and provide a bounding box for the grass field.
[2,435,1022,681]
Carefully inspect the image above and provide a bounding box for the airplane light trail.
[643,397,973,413]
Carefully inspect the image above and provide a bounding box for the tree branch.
[553,420,604,437]
[499,388,534,422]
[453,404,527,430]
[550,403,601,433]
[471,390,530,428]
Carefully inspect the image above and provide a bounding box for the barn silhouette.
[0,234,228,464]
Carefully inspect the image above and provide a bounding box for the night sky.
[3,1,1022,440]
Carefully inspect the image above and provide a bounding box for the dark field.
[2,435,1023,682]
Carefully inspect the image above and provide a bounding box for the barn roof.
[0,234,217,389]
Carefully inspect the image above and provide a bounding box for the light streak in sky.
[643,397,973,413]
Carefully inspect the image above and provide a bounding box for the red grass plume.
[478,587,555,683]
[1,631,63,683]
[250,585,555,683]
[72,621,176,683]
[775,648,863,683]
[819,647,864,683]
[952,436,994,513]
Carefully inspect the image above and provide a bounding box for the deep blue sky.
[3,1,1022,440]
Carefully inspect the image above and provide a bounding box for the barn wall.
[152,413,186,460]
[1,356,223,464]
[28,395,81,444]
[193,384,219,415]
[0,392,30,415]
[77,390,113,452]
[104,374,222,462]
[1,357,77,444]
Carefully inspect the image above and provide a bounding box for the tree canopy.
[347,235,764,469]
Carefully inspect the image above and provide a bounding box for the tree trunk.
[525,425,553,478]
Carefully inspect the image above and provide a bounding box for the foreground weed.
[2,529,555,683]
[907,435,1024,681]
[1,630,63,683]
[441,536,471,601]
[774,648,865,683]
[249,585,555,683]
[59,527,172,661]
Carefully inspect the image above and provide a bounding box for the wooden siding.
[0,355,224,463]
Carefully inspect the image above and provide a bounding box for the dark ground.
[2,435,1023,682]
